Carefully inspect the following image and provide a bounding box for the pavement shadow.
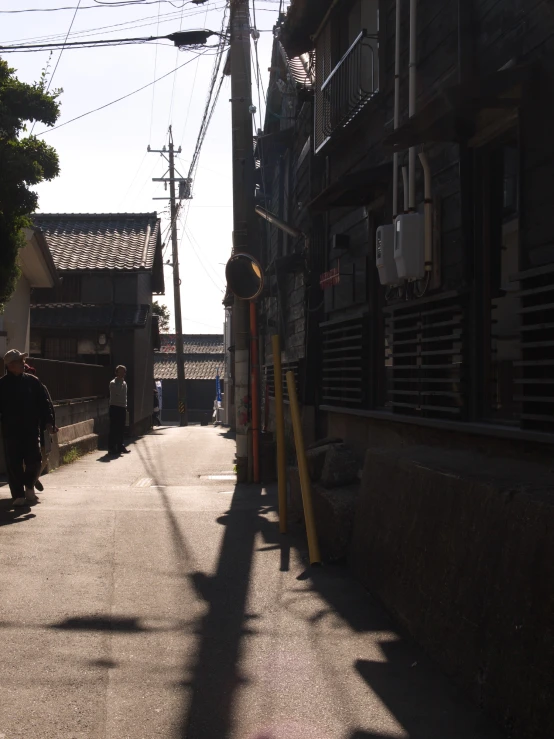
[50,616,151,633]
[354,644,502,738]
[0,508,36,526]
[180,482,272,739]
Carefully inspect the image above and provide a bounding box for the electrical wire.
[182,226,225,292]
[0,4,224,45]
[0,1,195,12]
[166,0,187,129]
[148,0,162,144]
[177,0,211,142]
[184,223,226,287]
[35,49,208,136]
[29,0,82,134]
[45,0,82,91]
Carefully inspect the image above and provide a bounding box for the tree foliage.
[152,300,170,332]
[0,57,61,307]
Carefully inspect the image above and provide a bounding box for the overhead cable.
[35,49,212,135]
[0,29,221,53]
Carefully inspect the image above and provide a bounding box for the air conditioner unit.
[376,225,398,286]
[394,213,424,280]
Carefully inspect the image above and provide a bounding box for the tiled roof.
[31,303,150,329]
[154,353,223,381]
[33,213,161,272]
[159,333,224,354]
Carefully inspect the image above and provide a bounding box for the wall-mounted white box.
[394,213,424,280]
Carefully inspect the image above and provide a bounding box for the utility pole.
[148,126,188,426]
[229,0,256,482]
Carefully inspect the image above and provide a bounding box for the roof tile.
[33,213,160,272]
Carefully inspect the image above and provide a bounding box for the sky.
[1,0,286,334]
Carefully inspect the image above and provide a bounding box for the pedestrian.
[109,365,130,455]
[24,363,58,491]
[153,383,161,427]
[0,349,56,506]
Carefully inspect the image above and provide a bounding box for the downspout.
[402,166,409,213]
[418,152,433,273]
[392,0,401,219]
[408,0,417,211]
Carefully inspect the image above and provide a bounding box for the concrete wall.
[350,445,554,739]
[0,398,109,473]
[0,275,31,355]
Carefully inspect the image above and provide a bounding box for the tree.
[152,300,170,332]
[0,58,61,307]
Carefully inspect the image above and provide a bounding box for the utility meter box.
[394,213,424,280]
[376,225,398,285]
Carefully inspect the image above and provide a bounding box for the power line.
[0,1,195,13]
[0,4,223,45]
[148,0,162,144]
[46,0,82,91]
[35,49,210,136]
[0,29,219,52]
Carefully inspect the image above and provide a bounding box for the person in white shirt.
[108,365,130,455]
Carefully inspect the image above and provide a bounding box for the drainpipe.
[392,0,402,219]
[402,166,409,213]
[408,0,417,211]
[418,152,433,272]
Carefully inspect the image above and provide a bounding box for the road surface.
[0,425,502,739]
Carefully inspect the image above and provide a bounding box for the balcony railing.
[315,30,378,152]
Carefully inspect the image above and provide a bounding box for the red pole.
[250,301,260,483]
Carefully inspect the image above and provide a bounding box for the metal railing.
[315,30,378,151]
[0,358,111,402]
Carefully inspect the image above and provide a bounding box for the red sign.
[319,267,340,290]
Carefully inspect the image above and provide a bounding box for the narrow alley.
[0,426,500,739]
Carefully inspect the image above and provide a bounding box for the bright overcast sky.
[1,0,285,334]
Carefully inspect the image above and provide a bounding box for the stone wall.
[350,444,554,739]
[0,398,109,474]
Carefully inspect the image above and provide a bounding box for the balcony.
[315,30,378,152]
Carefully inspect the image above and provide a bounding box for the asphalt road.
[0,426,502,739]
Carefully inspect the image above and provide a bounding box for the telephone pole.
[229,0,257,481]
[148,126,188,426]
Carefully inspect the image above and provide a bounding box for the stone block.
[320,443,361,488]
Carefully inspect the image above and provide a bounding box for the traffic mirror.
[225,253,263,300]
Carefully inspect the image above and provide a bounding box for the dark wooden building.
[30,213,164,434]
[154,334,224,423]
[260,0,554,446]
[256,2,554,736]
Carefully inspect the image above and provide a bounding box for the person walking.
[24,363,58,492]
[152,383,161,427]
[0,349,55,506]
[109,365,130,455]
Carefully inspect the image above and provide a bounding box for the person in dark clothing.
[24,363,58,491]
[108,365,130,455]
[0,349,55,506]
[153,384,160,427]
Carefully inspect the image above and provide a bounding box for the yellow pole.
[272,335,287,533]
[286,370,321,565]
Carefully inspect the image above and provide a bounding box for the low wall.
[0,398,109,474]
[350,445,554,739]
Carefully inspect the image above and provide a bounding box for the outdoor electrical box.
[376,225,398,285]
[394,213,425,280]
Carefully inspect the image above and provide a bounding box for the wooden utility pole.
[149,126,188,426]
[229,0,256,481]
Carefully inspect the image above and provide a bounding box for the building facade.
[154,334,224,423]
[259,0,554,452]
[30,213,165,434]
